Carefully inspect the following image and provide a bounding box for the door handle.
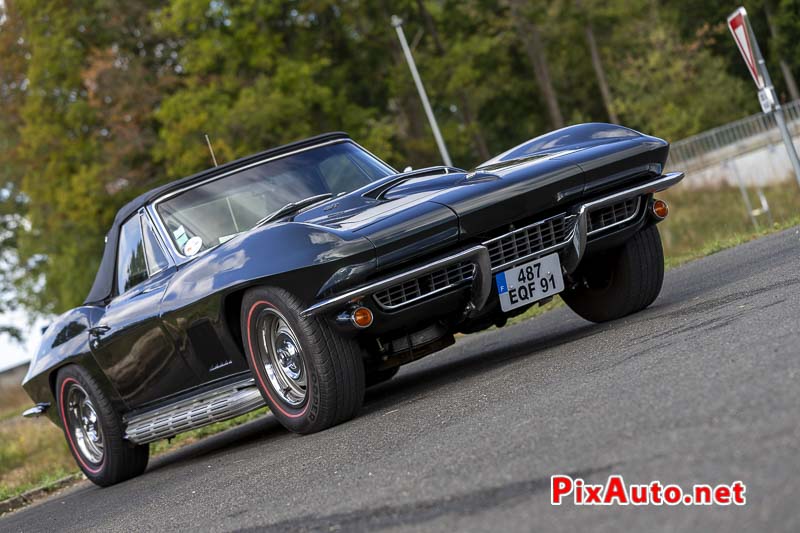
[140,284,166,294]
[130,283,167,297]
[88,325,111,336]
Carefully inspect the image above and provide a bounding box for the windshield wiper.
[256,193,333,226]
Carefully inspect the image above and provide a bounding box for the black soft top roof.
[84,132,350,305]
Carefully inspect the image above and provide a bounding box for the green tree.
[611,24,755,140]
[775,0,800,85]
[9,0,169,313]
[153,0,399,174]
[0,185,27,341]
[0,0,788,321]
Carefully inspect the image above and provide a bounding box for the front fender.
[161,223,377,313]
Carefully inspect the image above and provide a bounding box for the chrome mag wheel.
[256,308,308,406]
[65,383,105,464]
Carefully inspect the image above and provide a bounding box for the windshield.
[155,141,394,255]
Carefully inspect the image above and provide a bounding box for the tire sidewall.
[56,366,113,482]
[56,365,149,487]
[562,224,663,322]
[242,292,321,433]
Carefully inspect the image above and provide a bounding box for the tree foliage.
[775,0,800,73]
[0,184,27,341]
[0,0,796,317]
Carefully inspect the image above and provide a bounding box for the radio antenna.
[204,133,219,167]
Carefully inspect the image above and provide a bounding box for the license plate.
[495,253,564,312]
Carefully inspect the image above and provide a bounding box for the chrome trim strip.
[301,246,489,317]
[124,378,265,444]
[582,172,684,211]
[154,139,350,206]
[22,403,49,418]
[137,209,174,279]
[586,197,642,237]
[361,166,459,200]
[372,265,476,311]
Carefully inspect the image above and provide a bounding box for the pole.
[728,160,759,230]
[772,108,800,188]
[747,17,800,188]
[204,133,218,167]
[391,15,453,167]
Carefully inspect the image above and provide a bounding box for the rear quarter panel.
[22,306,121,426]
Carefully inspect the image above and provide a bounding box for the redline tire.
[561,224,664,323]
[241,286,365,434]
[56,365,149,487]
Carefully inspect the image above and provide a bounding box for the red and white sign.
[728,7,764,89]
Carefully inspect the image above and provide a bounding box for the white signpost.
[391,15,453,168]
[728,7,800,187]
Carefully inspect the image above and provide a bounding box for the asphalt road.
[3,227,799,532]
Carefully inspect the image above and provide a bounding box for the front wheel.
[561,224,664,323]
[56,365,149,486]
[241,286,365,434]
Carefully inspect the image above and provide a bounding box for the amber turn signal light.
[651,198,669,220]
[351,307,374,329]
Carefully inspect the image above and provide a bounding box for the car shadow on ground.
[361,316,603,414]
[144,414,284,474]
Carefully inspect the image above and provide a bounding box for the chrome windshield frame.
[147,139,395,265]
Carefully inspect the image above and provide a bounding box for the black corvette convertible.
[22,123,683,486]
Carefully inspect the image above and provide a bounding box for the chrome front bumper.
[301,246,492,318]
[302,172,684,318]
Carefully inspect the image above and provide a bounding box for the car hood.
[295,123,669,268]
[294,156,582,269]
[295,182,462,270]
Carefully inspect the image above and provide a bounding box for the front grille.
[483,214,575,271]
[587,197,640,234]
[373,262,476,310]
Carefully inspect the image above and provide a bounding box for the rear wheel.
[56,365,149,487]
[561,224,664,323]
[241,286,365,434]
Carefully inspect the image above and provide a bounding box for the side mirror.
[403,166,413,173]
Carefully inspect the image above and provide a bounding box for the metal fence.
[667,99,800,172]
[665,100,800,229]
